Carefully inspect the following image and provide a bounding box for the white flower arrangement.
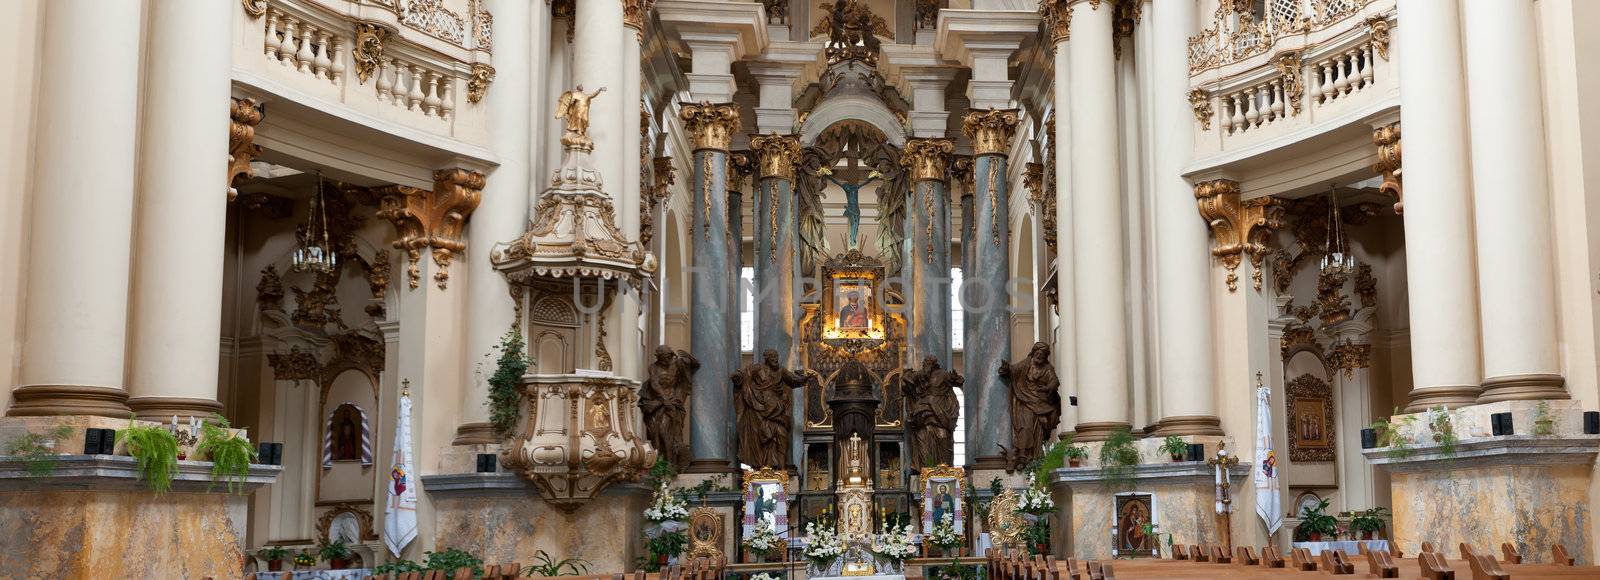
[926,513,964,551]
[870,522,918,563]
[804,521,845,568]
[745,519,785,556]
[1017,481,1054,517]
[643,482,689,523]
[751,574,781,580]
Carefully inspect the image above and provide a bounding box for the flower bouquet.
[804,521,845,576]
[870,522,917,574]
[926,513,964,556]
[1016,477,1055,523]
[643,483,689,570]
[745,519,785,561]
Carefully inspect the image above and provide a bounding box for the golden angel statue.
[556,84,606,150]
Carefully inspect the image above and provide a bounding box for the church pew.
[1188,545,1207,562]
[1233,546,1258,565]
[1500,543,1522,564]
[1554,543,1576,565]
[1288,547,1316,571]
[1422,541,1438,554]
[1366,549,1399,578]
[1419,551,1456,580]
[1209,545,1230,563]
[1459,542,1477,561]
[1468,553,1511,580]
[1259,546,1286,568]
[1171,545,1188,560]
[1319,550,1354,574]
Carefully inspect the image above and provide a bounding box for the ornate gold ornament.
[366,250,391,316]
[1365,15,1391,61]
[268,349,321,382]
[623,0,655,34]
[1038,0,1072,45]
[1189,89,1214,130]
[727,151,755,192]
[227,97,263,203]
[1371,122,1402,214]
[750,133,801,181]
[376,168,485,290]
[1354,263,1376,308]
[900,138,955,183]
[594,301,613,371]
[987,489,1025,548]
[962,108,1021,157]
[353,23,389,85]
[1279,323,1319,359]
[257,265,286,313]
[762,0,791,25]
[466,63,495,103]
[680,102,741,152]
[1275,51,1304,116]
[686,506,725,560]
[1330,341,1371,379]
[1316,267,1350,325]
[501,374,657,510]
[556,85,606,151]
[1195,179,1283,293]
[652,156,677,201]
[812,0,894,65]
[1284,374,1336,463]
[1023,162,1045,211]
[951,155,975,196]
[242,0,267,18]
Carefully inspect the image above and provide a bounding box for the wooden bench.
[1459,542,1477,561]
[1499,542,1522,564]
[1084,561,1114,580]
[1422,541,1438,554]
[1209,545,1231,564]
[1319,550,1354,574]
[1366,549,1399,578]
[1555,543,1577,565]
[1233,546,1258,565]
[1188,545,1207,562]
[1259,545,1286,568]
[1419,551,1456,580]
[1467,552,1511,580]
[1288,547,1317,571]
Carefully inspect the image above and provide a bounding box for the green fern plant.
[5,424,74,477]
[525,550,591,576]
[197,415,257,494]
[118,418,179,494]
[487,328,531,437]
[1098,427,1141,490]
[1033,437,1071,484]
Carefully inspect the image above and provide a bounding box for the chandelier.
[291,171,338,274]
[1319,183,1355,276]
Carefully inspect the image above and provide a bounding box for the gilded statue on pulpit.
[555,85,605,150]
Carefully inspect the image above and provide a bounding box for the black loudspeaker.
[1360,428,1377,449]
[1185,443,1206,462]
[1585,411,1600,435]
[272,442,285,465]
[84,428,113,455]
[1068,396,1079,406]
[257,443,273,464]
[98,429,117,454]
[476,453,498,473]
[1491,412,1514,436]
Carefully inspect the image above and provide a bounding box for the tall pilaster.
[1064,0,1130,440]
[123,0,233,418]
[619,0,654,380]
[1461,0,1565,403]
[1147,0,1221,435]
[1041,0,1079,435]
[9,0,143,418]
[1396,0,1482,410]
[903,138,957,367]
[682,102,742,472]
[456,0,533,443]
[750,134,802,366]
[961,109,1019,469]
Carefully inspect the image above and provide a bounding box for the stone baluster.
[265,10,281,60]
[296,22,315,73]
[313,29,331,79]
[279,16,298,66]
[329,37,345,84]
[424,71,442,117]
[376,56,394,101]
[408,65,426,110]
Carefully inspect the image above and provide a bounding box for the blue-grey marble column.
[680,103,742,472]
[728,187,743,350]
[903,138,956,367]
[750,134,803,468]
[960,109,1020,470]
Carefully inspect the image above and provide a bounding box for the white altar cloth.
[1291,539,1390,556]
[809,575,906,580]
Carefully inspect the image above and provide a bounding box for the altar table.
[254,569,371,580]
[1291,539,1390,556]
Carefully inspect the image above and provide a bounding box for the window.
[740,266,754,352]
[951,267,964,351]
[952,386,966,467]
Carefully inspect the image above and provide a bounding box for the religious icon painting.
[1285,374,1336,462]
[836,280,874,330]
[919,465,965,535]
[1113,494,1158,558]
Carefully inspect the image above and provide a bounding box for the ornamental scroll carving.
[1189,89,1214,130]
[1038,0,1072,45]
[228,97,263,203]
[467,63,495,103]
[501,375,657,510]
[1195,179,1282,293]
[962,109,1020,157]
[1372,122,1402,214]
[353,23,389,85]
[375,168,485,291]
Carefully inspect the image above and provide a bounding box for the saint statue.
[816,167,881,249]
[731,349,807,469]
[640,346,698,468]
[998,341,1062,470]
[901,356,961,468]
[555,85,606,149]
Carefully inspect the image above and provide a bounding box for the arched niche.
[800,95,908,148]
[662,208,691,349]
[318,368,378,503]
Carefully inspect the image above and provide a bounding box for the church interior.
[3,0,1600,578]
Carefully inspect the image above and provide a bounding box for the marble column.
[123,0,233,418]
[955,157,976,388]
[728,183,745,352]
[9,0,143,418]
[750,134,802,366]
[1462,0,1565,403]
[1066,0,1130,440]
[681,103,742,472]
[1396,0,1482,411]
[455,0,533,443]
[904,138,957,367]
[961,109,1019,469]
[1147,0,1221,435]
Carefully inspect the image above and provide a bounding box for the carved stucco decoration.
[1195,179,1282,293]
[915,0,939,30]
[228,98,263,202]
[1189,89,1214,130]
[727,150,755,192]
[268,349,321,382]
[1023,162,1044,212]
[500,375,657,510]
[1354,263,1377,308]
[242,0,267,18]
[680,102,741,152]
[1274,51,1305,116]
[1279,323,1319,359]
[1330,341,1371,379]
[257,265,286,313]
[376,168,485,290]
[353,23,389,85]
[473,0,493,51]
[750,133,802,181]
[761,0,790,24]
[317,504,377,542]
[951,155,975,197]
[1365,15,1390,60]
[1285,373,1336,463]
[1038,0,1071,45]
[1315,267,1350,326]
[901,138,954,183]
[622,0,655,33]
[466,63,495,104]
[292,270,346,329]
[1372,122,1402,214]
[366,250,392,317]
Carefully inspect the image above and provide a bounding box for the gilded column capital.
[376,168,485,290]
[228,97,263,203]
[951,155,976,195]
[1195,179,1282,293]
[1038,0,1072,45]
[749,133,802,181]
[962,108,1021,157]
[680,102,742,152]
[1023,162,1045,208]
[1371,123,1403,215]
[901,138,956,182]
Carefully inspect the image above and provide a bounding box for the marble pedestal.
[1050,461,1249,560]
[423,473,653,573]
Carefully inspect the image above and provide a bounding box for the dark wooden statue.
[998,341,1062,470]
[902,356,961,468]
[731,349,806,469]
[641,345,697,468]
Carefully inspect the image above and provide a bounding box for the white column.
[126,0,235,418]
[575,0,626,194]
[1051,39,1079,435]
[10,0,143,418]
[1396,0,1482,410]
[619,10,646,380]
[456,0,533,442]
[1461,0,1565,402]
[1149,0,1221,434]
[1067,0,1130,439]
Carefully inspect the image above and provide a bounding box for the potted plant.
[318,537,354,569]
[293,549,317,570]
[1349,507,1389,540]
[1065,444,1088,467]
[117,418,179,494]
[197,415,257,494]
[1017,475,1056,554]
[1160,436,1188,462]
[422,548,484,576]
[1294,499,1338,542]
[642,481,689,570]
[870,522,917,574]
[1099,427,1142,490]
[256,546,291,572]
